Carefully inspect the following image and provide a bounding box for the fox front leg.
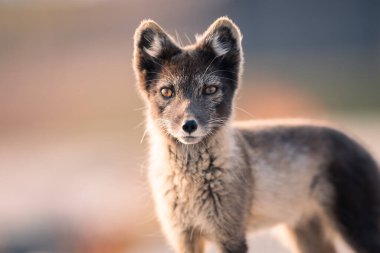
[168,228,204,253]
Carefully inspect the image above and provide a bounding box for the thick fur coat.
[133,17,380,253]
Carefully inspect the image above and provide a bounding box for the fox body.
[133,17,380,253]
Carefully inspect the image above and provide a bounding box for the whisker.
[184,32,192,45]
[134,120,146,129]
[145,72,174,81]
[201,56,218,79]
[149,58,176,79]
[208,69,238,75]
[217,76,237,83]
[145,79,164,82]
[140,128,148,144]
[134,106,148,111]
[175,29,184,47]
[234,105,255,118]
[157,118,181,128]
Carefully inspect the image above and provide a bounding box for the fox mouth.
[178,135,203,144]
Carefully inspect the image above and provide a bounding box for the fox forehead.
[156,52,230,88]
[157,73,222,90]
[162,50,218,74]
[158,66,222,87]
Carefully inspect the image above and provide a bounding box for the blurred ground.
[0,1,379,252]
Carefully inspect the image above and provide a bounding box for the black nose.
[182,120,198,134]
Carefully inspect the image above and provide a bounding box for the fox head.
[133,17,243,145]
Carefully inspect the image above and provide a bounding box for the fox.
[132,17,380,253]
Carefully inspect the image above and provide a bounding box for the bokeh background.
[0,0,379,252]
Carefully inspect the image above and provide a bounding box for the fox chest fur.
[148,130,253,237]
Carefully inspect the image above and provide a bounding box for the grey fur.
[133,17,380,253]
[287,217,337,253]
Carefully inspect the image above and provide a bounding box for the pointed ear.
[133,20,181,92]
[197,17,242,58]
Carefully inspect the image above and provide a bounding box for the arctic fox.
[133,17,380,253]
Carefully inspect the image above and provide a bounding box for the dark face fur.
[133,17,243,144]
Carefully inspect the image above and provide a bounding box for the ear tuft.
[133,19,181,94]
[197,16,242,57]
[212,34,232,56]
[134,20,164,58]
[143,33,162,58]
[210,17,242,43]
[134,19,180,60]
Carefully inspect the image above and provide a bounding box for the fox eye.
[160,87,174,98]
[204,85,218,95]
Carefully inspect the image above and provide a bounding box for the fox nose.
[182,120,198,134]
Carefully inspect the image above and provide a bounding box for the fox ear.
[197,17,242,58]
[133,20,181,92]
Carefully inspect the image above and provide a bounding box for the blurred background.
[0,0,379,252]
